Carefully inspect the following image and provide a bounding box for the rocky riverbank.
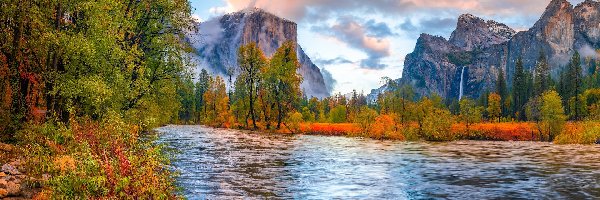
[0,143,41,199]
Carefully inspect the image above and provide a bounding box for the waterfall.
[459,66,466,101]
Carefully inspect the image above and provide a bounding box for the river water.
[156,125,600,199]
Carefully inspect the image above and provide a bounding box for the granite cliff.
[188,8,330,98]
[371,0,600,101]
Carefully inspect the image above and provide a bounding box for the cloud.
[222,0,588,29]
[313,17,391,69]
[579,44,599,59]
[398,17,456,39]
[209,6,230,15]
[191,14,203,23]
[320,67,337,94]
[314,57,353,66]
[364,19,397,37]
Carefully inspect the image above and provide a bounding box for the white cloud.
[191,14,203,23]
[209,6,231,15]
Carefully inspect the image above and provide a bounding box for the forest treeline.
[184,45,600,144]
[0,0,194,198]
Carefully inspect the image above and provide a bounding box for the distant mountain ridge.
[188,8,330,98]
[370,0,600,102]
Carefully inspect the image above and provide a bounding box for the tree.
[264,41,302,129]
[525,96,541,123]
[308,97,320,121]
[534,51,550,96]
[422,107,455,141]
[566,51,584,120]
[355,106,378,133]
[301,107,315,122]
[286,111,303,133]
[459,98,482,129]
[414,97,434,133]
[569,94,588,120]
[496,67,509,117]
[371,114,398,140]
[512,57,528,120]
[203,76,230,127]
[540,90,566,141]
[195,69,210,122]
[237,43,268,129]
[487,93,501,122]
[177,75,196,123]
[588,59,597,76]
[585,89,600,120]
[330,105,347,123]
[0,0,194,133]
[232,73,249,126]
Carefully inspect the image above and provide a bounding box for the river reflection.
[156,125,600,199]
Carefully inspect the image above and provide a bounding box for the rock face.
[188,8,330,98]
[373,0,600,101]
[449,14,516,51]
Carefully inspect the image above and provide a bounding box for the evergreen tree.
[566,51,584,120]
[512,57,528,120]
[588,59,597,76]
[177,75,196,122]
[496,67,508,117]
[195,69,210,122]
[534,51,550,96]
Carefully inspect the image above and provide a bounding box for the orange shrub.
[303,123,361,136]
[452,122,538,141]
[370,115,398,140]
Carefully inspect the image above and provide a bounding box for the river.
[156,125,600,199]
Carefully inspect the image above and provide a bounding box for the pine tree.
[566,51,584,120]
[195,69,210,122]
[496,67,508,117]
[512,57,528,120]
[588,59,596,75]
[534,51,550,96]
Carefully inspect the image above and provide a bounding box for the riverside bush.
[555,121,600,144]
[16,118,179,199]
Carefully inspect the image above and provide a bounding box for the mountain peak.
[457,13,483,24]
[449,14,515,50]
[541,0,573,18]
[240,7,266,15]
[231,7,295,24]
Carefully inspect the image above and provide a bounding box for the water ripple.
[156,125,600,199]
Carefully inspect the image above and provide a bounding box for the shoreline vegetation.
[188,44,600,146]
[199,121,600,145]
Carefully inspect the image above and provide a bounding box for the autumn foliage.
[286,121,546,142]
[18,118,179,199]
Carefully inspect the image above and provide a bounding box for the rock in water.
[188,8,330,98]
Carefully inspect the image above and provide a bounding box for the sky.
[190,0,586,95]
